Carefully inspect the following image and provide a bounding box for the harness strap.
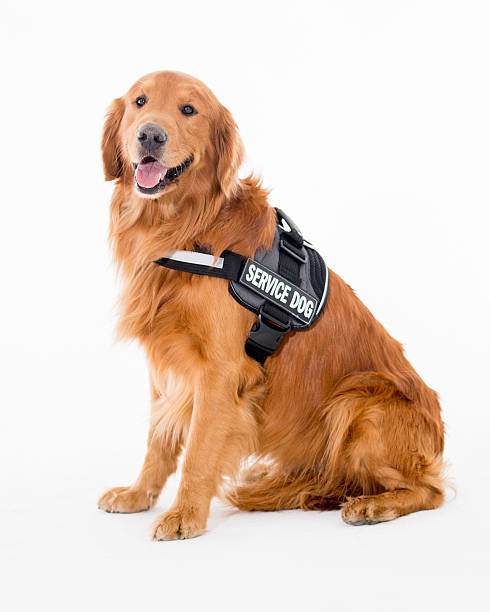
[153,208,324,366]
[243,209,305,364]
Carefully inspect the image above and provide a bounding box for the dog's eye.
[181,104,197,116]
[135,96,147,107]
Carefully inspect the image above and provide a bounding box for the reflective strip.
[303,241,329,315]
[317,266,329,314]
[163,250,224,269]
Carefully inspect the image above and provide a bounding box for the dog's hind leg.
[334,374,446,525]
[228,372,446,522]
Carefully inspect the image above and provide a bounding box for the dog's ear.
[214,105,244,198]
[101,98,125,181]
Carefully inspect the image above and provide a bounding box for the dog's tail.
[225,463,343,511]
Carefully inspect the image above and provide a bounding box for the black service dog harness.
[154,209,329,364]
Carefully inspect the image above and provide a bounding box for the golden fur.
[98,71,445,539]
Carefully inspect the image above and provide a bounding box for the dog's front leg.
[152,366,258,540]
[98,379,185,514]
[98,422,183,514]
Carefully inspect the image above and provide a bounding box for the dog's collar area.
[154,208,329,364]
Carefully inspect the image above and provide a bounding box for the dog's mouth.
[133,155,193,195]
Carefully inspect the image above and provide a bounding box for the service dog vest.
[154,209,329,364]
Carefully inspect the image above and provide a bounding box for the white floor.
[1,347,488,612]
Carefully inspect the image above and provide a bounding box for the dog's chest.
[119,263,229,347]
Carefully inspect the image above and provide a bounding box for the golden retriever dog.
[98,71,445,540]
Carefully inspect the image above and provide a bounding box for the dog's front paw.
[152,506,207,540]
[98,486,154,513]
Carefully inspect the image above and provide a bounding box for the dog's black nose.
[137,123,167,152]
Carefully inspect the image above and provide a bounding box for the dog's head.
[102,71,244,200]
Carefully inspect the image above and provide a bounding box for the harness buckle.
[279,238,307,264]
[246,308,291,359]
[276,208,304,248]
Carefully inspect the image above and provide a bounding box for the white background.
[1,1,489,610]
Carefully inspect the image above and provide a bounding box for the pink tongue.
[136,160,167,188]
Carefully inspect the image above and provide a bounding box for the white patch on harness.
[163,250,224,269]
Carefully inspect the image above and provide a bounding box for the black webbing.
[244,210,306,365]
[153,209,310,366]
